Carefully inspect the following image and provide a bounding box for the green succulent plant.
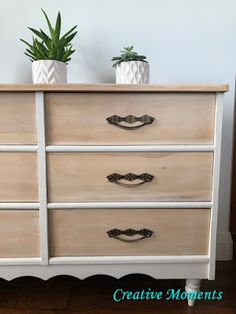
[111,46,147,68]
[20,9,77,63]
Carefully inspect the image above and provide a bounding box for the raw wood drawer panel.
[49,209,210,256]
[47,152,213,202]
[45,92,215,145]
[0,153,38,201]
[0,93,36,144]
[0,210,40,257]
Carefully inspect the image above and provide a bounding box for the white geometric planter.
[115,61,150,84]
[32,60,67,84]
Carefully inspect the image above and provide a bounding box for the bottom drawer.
[49,209,210,257]
[0,210,40,258]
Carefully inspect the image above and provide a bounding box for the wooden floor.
[0,261,235,314]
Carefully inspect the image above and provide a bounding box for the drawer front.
[45,92,215,145]
[0,153,38,201]
[0,210,40,257]
[47,152,213,202]
[49,209,210,256]
[0,93,37,144]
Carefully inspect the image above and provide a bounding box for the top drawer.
[45,92,215,145]
[0,93,37,144]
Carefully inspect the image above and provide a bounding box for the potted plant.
[112,46,149,84]
[21,9,77,83]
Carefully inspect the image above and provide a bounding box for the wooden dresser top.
[0,84,229,92]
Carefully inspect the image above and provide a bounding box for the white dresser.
[0,84,228,306]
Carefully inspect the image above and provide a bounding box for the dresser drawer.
[0,153,38,201]
[49,209,210,256]
[0,210,40,257]
[47,152,213,202]
[45,92,215,145]
[0,93,37,144]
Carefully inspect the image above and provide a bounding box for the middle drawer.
[47,152,213,202]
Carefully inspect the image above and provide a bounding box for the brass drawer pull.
[107,228,154,242]
[106,172,154,188]
[106,115,155,130]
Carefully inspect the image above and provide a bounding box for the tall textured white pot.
[32,60,67,84]
[115,61,150,84]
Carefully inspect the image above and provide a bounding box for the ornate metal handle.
[106,115,155,130]
[106,172,154,188]
[107,228,154,242]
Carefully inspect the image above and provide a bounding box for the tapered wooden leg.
[185,279,201,306]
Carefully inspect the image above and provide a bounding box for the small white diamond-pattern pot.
[32,60,67,84]
[115,61,150,84]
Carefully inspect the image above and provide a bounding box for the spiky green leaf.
[41,9,55,38]
[62,31,77,46]
[54,11,61,41]
[59,25,77,43]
